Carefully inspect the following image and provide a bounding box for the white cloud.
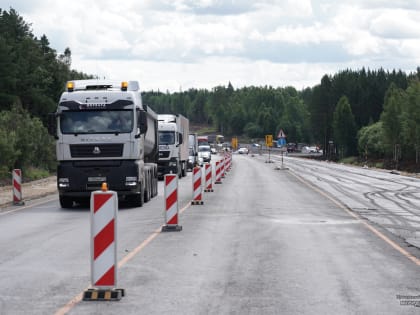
[370,9,420,39]
[3,0,419,92]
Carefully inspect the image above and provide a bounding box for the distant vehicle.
[237,147,249,154]
[158,114,189,178]
[198,145,211,162]
[210,147,217,154]
[302,146,320,154]
[216,134,224,144]
[287,143,297,153]
[197,135,209,146]
[188,133,198,171]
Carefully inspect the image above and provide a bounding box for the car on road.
[237,147,249,154]
[198,145,211,162]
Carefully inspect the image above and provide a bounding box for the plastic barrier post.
[227,153,232,171]
[204,163,213,192]
[215,161,222,184]
[84,183,124,301]
[221,157,226,178]
[13,169,24,205]
[162,174,182,232]
[192,166,203,205]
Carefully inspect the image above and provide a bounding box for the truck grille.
[70,144,123,158]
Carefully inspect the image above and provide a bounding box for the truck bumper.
[57,160,142,198]
[158,158,178,178]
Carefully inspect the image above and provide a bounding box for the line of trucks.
[48,79,194,208]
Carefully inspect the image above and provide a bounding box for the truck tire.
[181,162,186,177]
[151,168,158,197]
[144,171,151,203]
[153,173,158,197]
[59,195,73,208]
[129,182,144,207]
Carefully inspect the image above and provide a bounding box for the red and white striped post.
[13,169,24,205]
[204,163,213,192]
[192,166,203,205]
[221,157,226,178]
[215,161,222,184]
[226,153,232,171]
[84,183,124,301]
[162,174,182,232]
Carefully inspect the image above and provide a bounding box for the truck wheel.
[181,162,186,177]
[130,183,144,207]
[152,170,158,197]
[144,172,151,203]
[154,175,158,197]
[59,196,73,208]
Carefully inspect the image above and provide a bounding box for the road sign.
[231,137,238,150]
[277,129,286,139]
[265,135,273,147]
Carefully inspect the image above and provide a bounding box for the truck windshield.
[60,110,133,134]
[159,131,175,145]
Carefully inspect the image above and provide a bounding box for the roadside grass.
[0,166,52,186]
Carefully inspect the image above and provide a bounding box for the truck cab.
[49,80,158,208]
[157,114,189,179]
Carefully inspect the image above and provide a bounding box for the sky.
[2,0,420,92]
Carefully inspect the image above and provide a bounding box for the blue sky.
[2,0,420,92]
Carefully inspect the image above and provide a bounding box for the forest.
[0,7,419,182]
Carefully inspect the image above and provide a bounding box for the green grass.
[339,156,358,165]
[0,166,52,186]
[23,167,51,182]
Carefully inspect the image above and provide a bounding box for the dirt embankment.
[0,176,57,208]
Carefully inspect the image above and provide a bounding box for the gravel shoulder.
[0,176,57,208]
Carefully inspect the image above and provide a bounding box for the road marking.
[288,170,420,266]
[54,201,192,315]
[0,196,58,216]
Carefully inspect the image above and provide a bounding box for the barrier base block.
[13,201,25,206]
[191,200,204,205]
[83,288,125,301]
[215,181,222,184]
[204,188,214,192]
[162,225,182,232]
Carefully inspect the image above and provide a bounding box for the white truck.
[48,80,158,208]
[157,114,189,178]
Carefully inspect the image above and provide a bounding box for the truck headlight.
[125,176,137,187]
[58,177,69,188]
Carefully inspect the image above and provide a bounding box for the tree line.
[143,68,420,170]
[1,7,419,181]
[0,8,91,179]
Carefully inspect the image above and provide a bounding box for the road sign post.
[265,135,273,163]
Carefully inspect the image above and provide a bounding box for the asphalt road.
[0,154,419,314]
[268,153,420,249]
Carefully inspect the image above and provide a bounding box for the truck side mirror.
[138,110,148,135]
[48,113,58,139]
